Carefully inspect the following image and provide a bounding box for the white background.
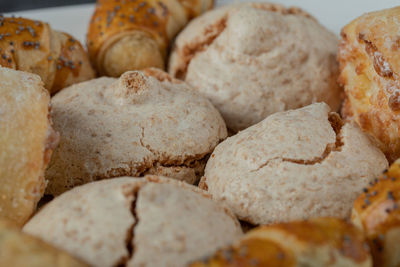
[5,0,400,43]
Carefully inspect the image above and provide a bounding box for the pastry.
[200,103,388,225]
[169,3,341,132]
[23,176,243,267]
[0,16,95,95]
[352,159,400,267]
[339,6,400,163]
[0,219,88,267]
[46,68,227,195]
[87,0,213,77]
[190,217,372,267]
[0,67,58,226]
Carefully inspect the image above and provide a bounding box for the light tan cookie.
[0,219,88,267]
[352,160,400,267]
[169,3,341,132]
[339,6,400,163]
[0,67,58,226]
[200,103,388,225]
[23,176,243,267]
[46,68,227,195]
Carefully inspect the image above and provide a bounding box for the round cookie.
[23,176,243,267]
[46,68,227,195]
[339,6,400,163]
[200,103,388,225]
[169,3,341,132]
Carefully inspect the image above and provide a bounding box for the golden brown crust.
[0,67,58,227]
[339,6,400,162]
[352,160,400,267]
[190,217,371,267]
[0,16,94,94]
[87,0,213,76]
[0,220,88,266]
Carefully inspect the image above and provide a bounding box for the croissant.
[190,217,372,267]
[87,0,213,77]
[0,16,95,95]
[352,160,400,267]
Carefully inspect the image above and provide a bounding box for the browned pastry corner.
[352,159,400,267]
[190,217,372,267]
[0,220,88,267]
[0,16,95,95]
[339,6,400,162]
[87,0,213,77]
[0,67,58,227]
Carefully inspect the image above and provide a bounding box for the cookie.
[23,176,243,267]
[201,103,388,225]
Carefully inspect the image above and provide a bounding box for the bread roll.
[0,67,58,226]
[352,159,400,267]
[0,16,94,94]
[0,219,87,267]
[190,217,372,267]
[87,0,213,77]
[339,6,400,162]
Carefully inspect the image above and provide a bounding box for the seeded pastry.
[201,103,388,225]
[46,68,227,195]
[190,218,372,267]
[339,6,400,162]
[24,176,243,267]
[352,160,400,267]
[169,3,341,132]
[0,16,94,94]
[0,67,58,226]
[87,0,213,77]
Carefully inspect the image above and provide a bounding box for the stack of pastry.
[1,1,400,267]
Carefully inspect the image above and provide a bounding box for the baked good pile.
[1,1,400,267]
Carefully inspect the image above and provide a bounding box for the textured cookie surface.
[339,6,400,162]
[23,176,243,267]
[201,103,388,225]
[46,68,227,195]
[169,3,341,132]
[0,67,57,226]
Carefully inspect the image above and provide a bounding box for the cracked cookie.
[23,176,243,267]
[0,220,88,267]
[339,6,400,163]
[169,3,341,132]
[200,103,388,225]
[190,217,372,267]
[0,67,58,226]
[352,159,400,267]
[45,68,227,196]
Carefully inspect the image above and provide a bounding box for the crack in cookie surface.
[115,187,140,267]
[172,3,315,79]
[251,113,344,172]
